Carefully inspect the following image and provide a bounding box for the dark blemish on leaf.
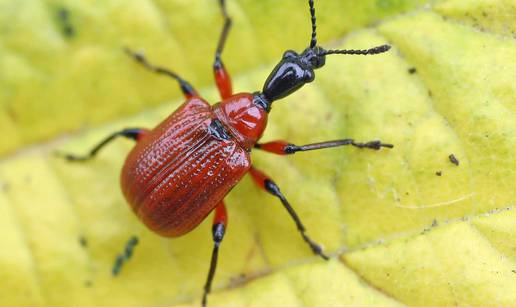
[112,255,125,276]
[58,7,69,19]
[512,270,516,274]
[227,269,272,289]
[124,236,139,258]
[79,236,88,248]
[229,273,247,286]
[448,154,459,166]
[63,25,74,38]
[56,7,75,38]
[112,235,139,276]
[431,219,438,227]
[428,90,433,97]
[482,11,488,18]
[84,280,93,287]
[5,104,18,122]
[408,67,417,74]
[435,171,442,176]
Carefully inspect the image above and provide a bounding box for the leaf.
[0,0,515,306]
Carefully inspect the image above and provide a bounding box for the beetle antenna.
[321,44,391,56]
[308,0,317,48]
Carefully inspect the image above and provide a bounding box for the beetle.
[62,0,392,305]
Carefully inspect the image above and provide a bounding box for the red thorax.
[213,93,268,150]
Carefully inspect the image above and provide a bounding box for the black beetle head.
[255,0,391,110]
[261,46,327,102]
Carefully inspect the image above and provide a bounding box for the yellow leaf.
[0,0,514,306]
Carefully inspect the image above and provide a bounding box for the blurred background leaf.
[0,0,514,306]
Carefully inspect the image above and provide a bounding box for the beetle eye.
[283,50,298,59]
[303,69,315,82]
[310,55,325,69]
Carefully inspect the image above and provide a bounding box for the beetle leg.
[213,0,233,100]
[124,48,197,99]
[202,201,227,307]
[255,139,393,155]
[248,166,329,260]
[57,128,149,162]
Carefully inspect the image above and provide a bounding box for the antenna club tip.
[377,44,391,53]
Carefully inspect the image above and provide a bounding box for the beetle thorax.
[213,93,268,150]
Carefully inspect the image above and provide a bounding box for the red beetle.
[63,0,392,305]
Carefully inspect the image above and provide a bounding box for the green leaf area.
[0,0,514,306]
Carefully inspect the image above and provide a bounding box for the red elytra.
[121,93,266,237]
[62,1,392,306]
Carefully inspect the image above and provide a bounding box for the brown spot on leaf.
[448,154,459,166]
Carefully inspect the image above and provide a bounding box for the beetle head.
[256,0,391,111]
[261,46,326,102]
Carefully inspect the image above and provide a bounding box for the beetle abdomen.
[121,97,250,237]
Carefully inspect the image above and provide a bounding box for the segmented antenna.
[321,44,391,56]
[308,0,317,48]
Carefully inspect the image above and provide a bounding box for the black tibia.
[215,0,232,61]
[213,0,233,100]
[58,128,146,162]
[264,179,329,260]
[124,48,197,98]
[202,223,226,307]
[255,139,393,155]
[285,139,393,153]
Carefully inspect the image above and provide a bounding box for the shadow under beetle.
[62,0,393,305]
